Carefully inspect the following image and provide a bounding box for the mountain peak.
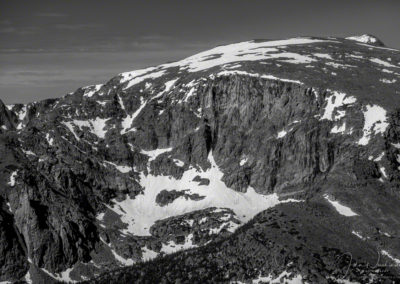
[345,34,385,46]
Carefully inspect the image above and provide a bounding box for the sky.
[1,0,400,104]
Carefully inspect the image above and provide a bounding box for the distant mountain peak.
[345,34,385,46]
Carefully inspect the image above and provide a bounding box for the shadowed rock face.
[155,189,205,207]
[1,36,400,283]
[0,203,28,281]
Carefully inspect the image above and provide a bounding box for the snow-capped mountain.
[1,35,400,283]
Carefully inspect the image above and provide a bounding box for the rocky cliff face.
[1,35,400,283]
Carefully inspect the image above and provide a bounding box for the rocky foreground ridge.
[1,34,400,283]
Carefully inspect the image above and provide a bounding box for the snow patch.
[328,277,362,284]
[119,66,166,90]
[347,54,364,60]
[357,105,388,145]
[373,152,385,161]
[277,129,287,138]
[123,69,166,90]
[63,118,109,139]
[41,267,77,283]
[118,95,126,110]
[104,161,132,173]
[8,171,17,186]
[22,149,36,156]
[151,78,178,100]
[24,271,32,284]
[239,157,248,166]
[380,78,397,83]
[164,78,178,92]
[346,35,379,44]
[325,62,356,69]
[121,97,146,134]
[99,236,135,266]
[225,63,242,69]
[381,68,394,74]
[83,84,102,98]
[252,270,305,284]
[331,122,346,134]
[313,53,333,60]
[90,117,109,138]
[141,147,173,162]
[106,152,299,236]
[45,133,54,146]
[160,234,197,254]
[173,159,185,167]
[184,87,197,102]
[16,105,27,129]
[321,91,356,121]
[370,58,399,68]
[96,101,108,106]
[111,249,134,266]
[216,70,303,85]
[352,230,366,240]
[391,143,400,149]
[380,167,387,179]
[142,246,158,262]
[209,220,239,234]
[324,195,358,217]
[381,250,400,265]
[96,212,105,221]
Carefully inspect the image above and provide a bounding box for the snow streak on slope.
[324,195,358,217]
[140,148,173,161]
[370,58,399,69]
[381,250,400,265]
[121,97,146,134]
[121,78,177,124]
[216,70,303,84]
[151,78,178,100]
[107,152,300,236]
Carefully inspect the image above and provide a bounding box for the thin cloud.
[54,23,103,30]
[0,26,40,35]
[35,12,67,18]
[0,27,15,33]
[139,34,173,41]
[0,20,12,25]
